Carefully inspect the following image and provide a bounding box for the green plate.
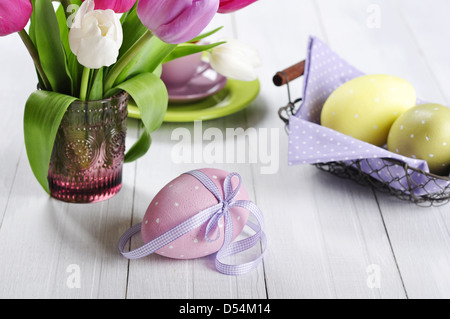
[127,79,260,122]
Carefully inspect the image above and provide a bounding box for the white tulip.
[208,38,261,81]
[69,0,123,69]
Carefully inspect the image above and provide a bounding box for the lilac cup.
[161,52,203,89]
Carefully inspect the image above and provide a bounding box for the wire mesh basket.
[316,159,450,207]
[274,60,450,207]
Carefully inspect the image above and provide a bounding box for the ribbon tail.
[118,222,143,259]
[215,200,267,276]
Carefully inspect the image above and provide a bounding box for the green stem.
[104,29,153,93]
[18,29,52,91]
[87,68,99,99]
[80,67,91,101]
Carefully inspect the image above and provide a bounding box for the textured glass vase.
[48,92,129,203]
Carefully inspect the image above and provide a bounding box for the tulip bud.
[209,38,261,81]
[82,0,137,13]
[0,0,33,37]
[218,0,258,14]
[69,0,123,69]
[137,0,220,44]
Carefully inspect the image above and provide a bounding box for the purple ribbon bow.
[118,170,267,276]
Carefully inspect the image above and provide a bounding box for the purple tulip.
[137,0,220,44]
[218,0,258,14]
[0,0,33,36]
[82,0,137,13]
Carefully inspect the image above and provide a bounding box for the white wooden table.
[1,0,450,299]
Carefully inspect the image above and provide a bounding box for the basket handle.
[273,60,306,86]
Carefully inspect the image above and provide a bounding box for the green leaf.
[34,0,72,94]
[162,42,226,64]
[56,4,70,56]
[55,4,77,96]
[111,73,169,163]
[29,0,37,44]
[189,26,224,43]
[24,91,78,193]
[119,5,149,60]
[120,0,137,24]
[153,63,163,78]
[68,53,83,97]
[29,0,45,89]
[114,36,177,86]
[124,128,152,163]
[55,2,83,96]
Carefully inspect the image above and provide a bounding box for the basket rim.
[315,159,450,206]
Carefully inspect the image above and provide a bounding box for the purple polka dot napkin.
[288,36,449,195]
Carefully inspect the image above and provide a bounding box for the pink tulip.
[137,0,220,44]
[82,0,136,13]
[0,0,32,36]
[218,0,258,13]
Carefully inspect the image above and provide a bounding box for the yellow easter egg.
[321,74,417,146]
[388,104,450,176]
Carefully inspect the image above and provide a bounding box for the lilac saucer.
[166,62,228,104]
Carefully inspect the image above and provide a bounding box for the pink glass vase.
[48,92,129,204]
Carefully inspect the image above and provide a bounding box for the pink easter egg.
[141,168,250,260]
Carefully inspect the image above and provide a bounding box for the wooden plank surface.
[235,0,406,299]
[0,0,449,299]
[314,0,450,299]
